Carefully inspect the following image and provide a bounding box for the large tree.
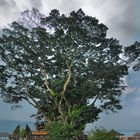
[0,8,128,139]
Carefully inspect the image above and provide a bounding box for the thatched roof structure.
[134,132,140,136]
[109,129,124,136]
[0,132,10,137]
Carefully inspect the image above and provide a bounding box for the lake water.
[0,120,35,134]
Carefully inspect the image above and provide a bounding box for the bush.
[19,128,26,138]
[45,121,84,140]
[88,128,119,140]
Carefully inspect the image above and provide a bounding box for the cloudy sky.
[0,0,140,130]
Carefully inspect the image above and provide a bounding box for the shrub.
[45,121,84,140]
[88,128,119,140]
[20,128,26,139]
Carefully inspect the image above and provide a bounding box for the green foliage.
[69,107,81,121]
[45,121,83,140]
[125,41,140,71]
[20,128,26,138]
[88,129,119,140]
[0,8,128,138]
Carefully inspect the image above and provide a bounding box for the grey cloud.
[30,0,42,9]
[57,0,82,13]
[0,0,16,9]
[0,0,19,27]
[41,0,138,45]
[41,0,82,15]
[0,0,138,46]
[0,0,18,22]
[56,0,138,45]
[86,0,137,45]
[106,1,136,44]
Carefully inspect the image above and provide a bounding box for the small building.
[120,137,136,140]
[32,131,48,140]
[0,132,11,140]
[134,132,140,140]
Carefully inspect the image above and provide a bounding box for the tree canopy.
[125,41,140,71]
[0,8,128,139]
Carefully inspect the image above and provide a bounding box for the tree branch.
[62,61,72,95]
[26,14,40,27]
[40,67,54,96]
[44,73,55,96]
[90,94,100,106]
[20,96,37,108]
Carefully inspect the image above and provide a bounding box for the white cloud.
[123,87,137,96]
[0,0,138,46]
